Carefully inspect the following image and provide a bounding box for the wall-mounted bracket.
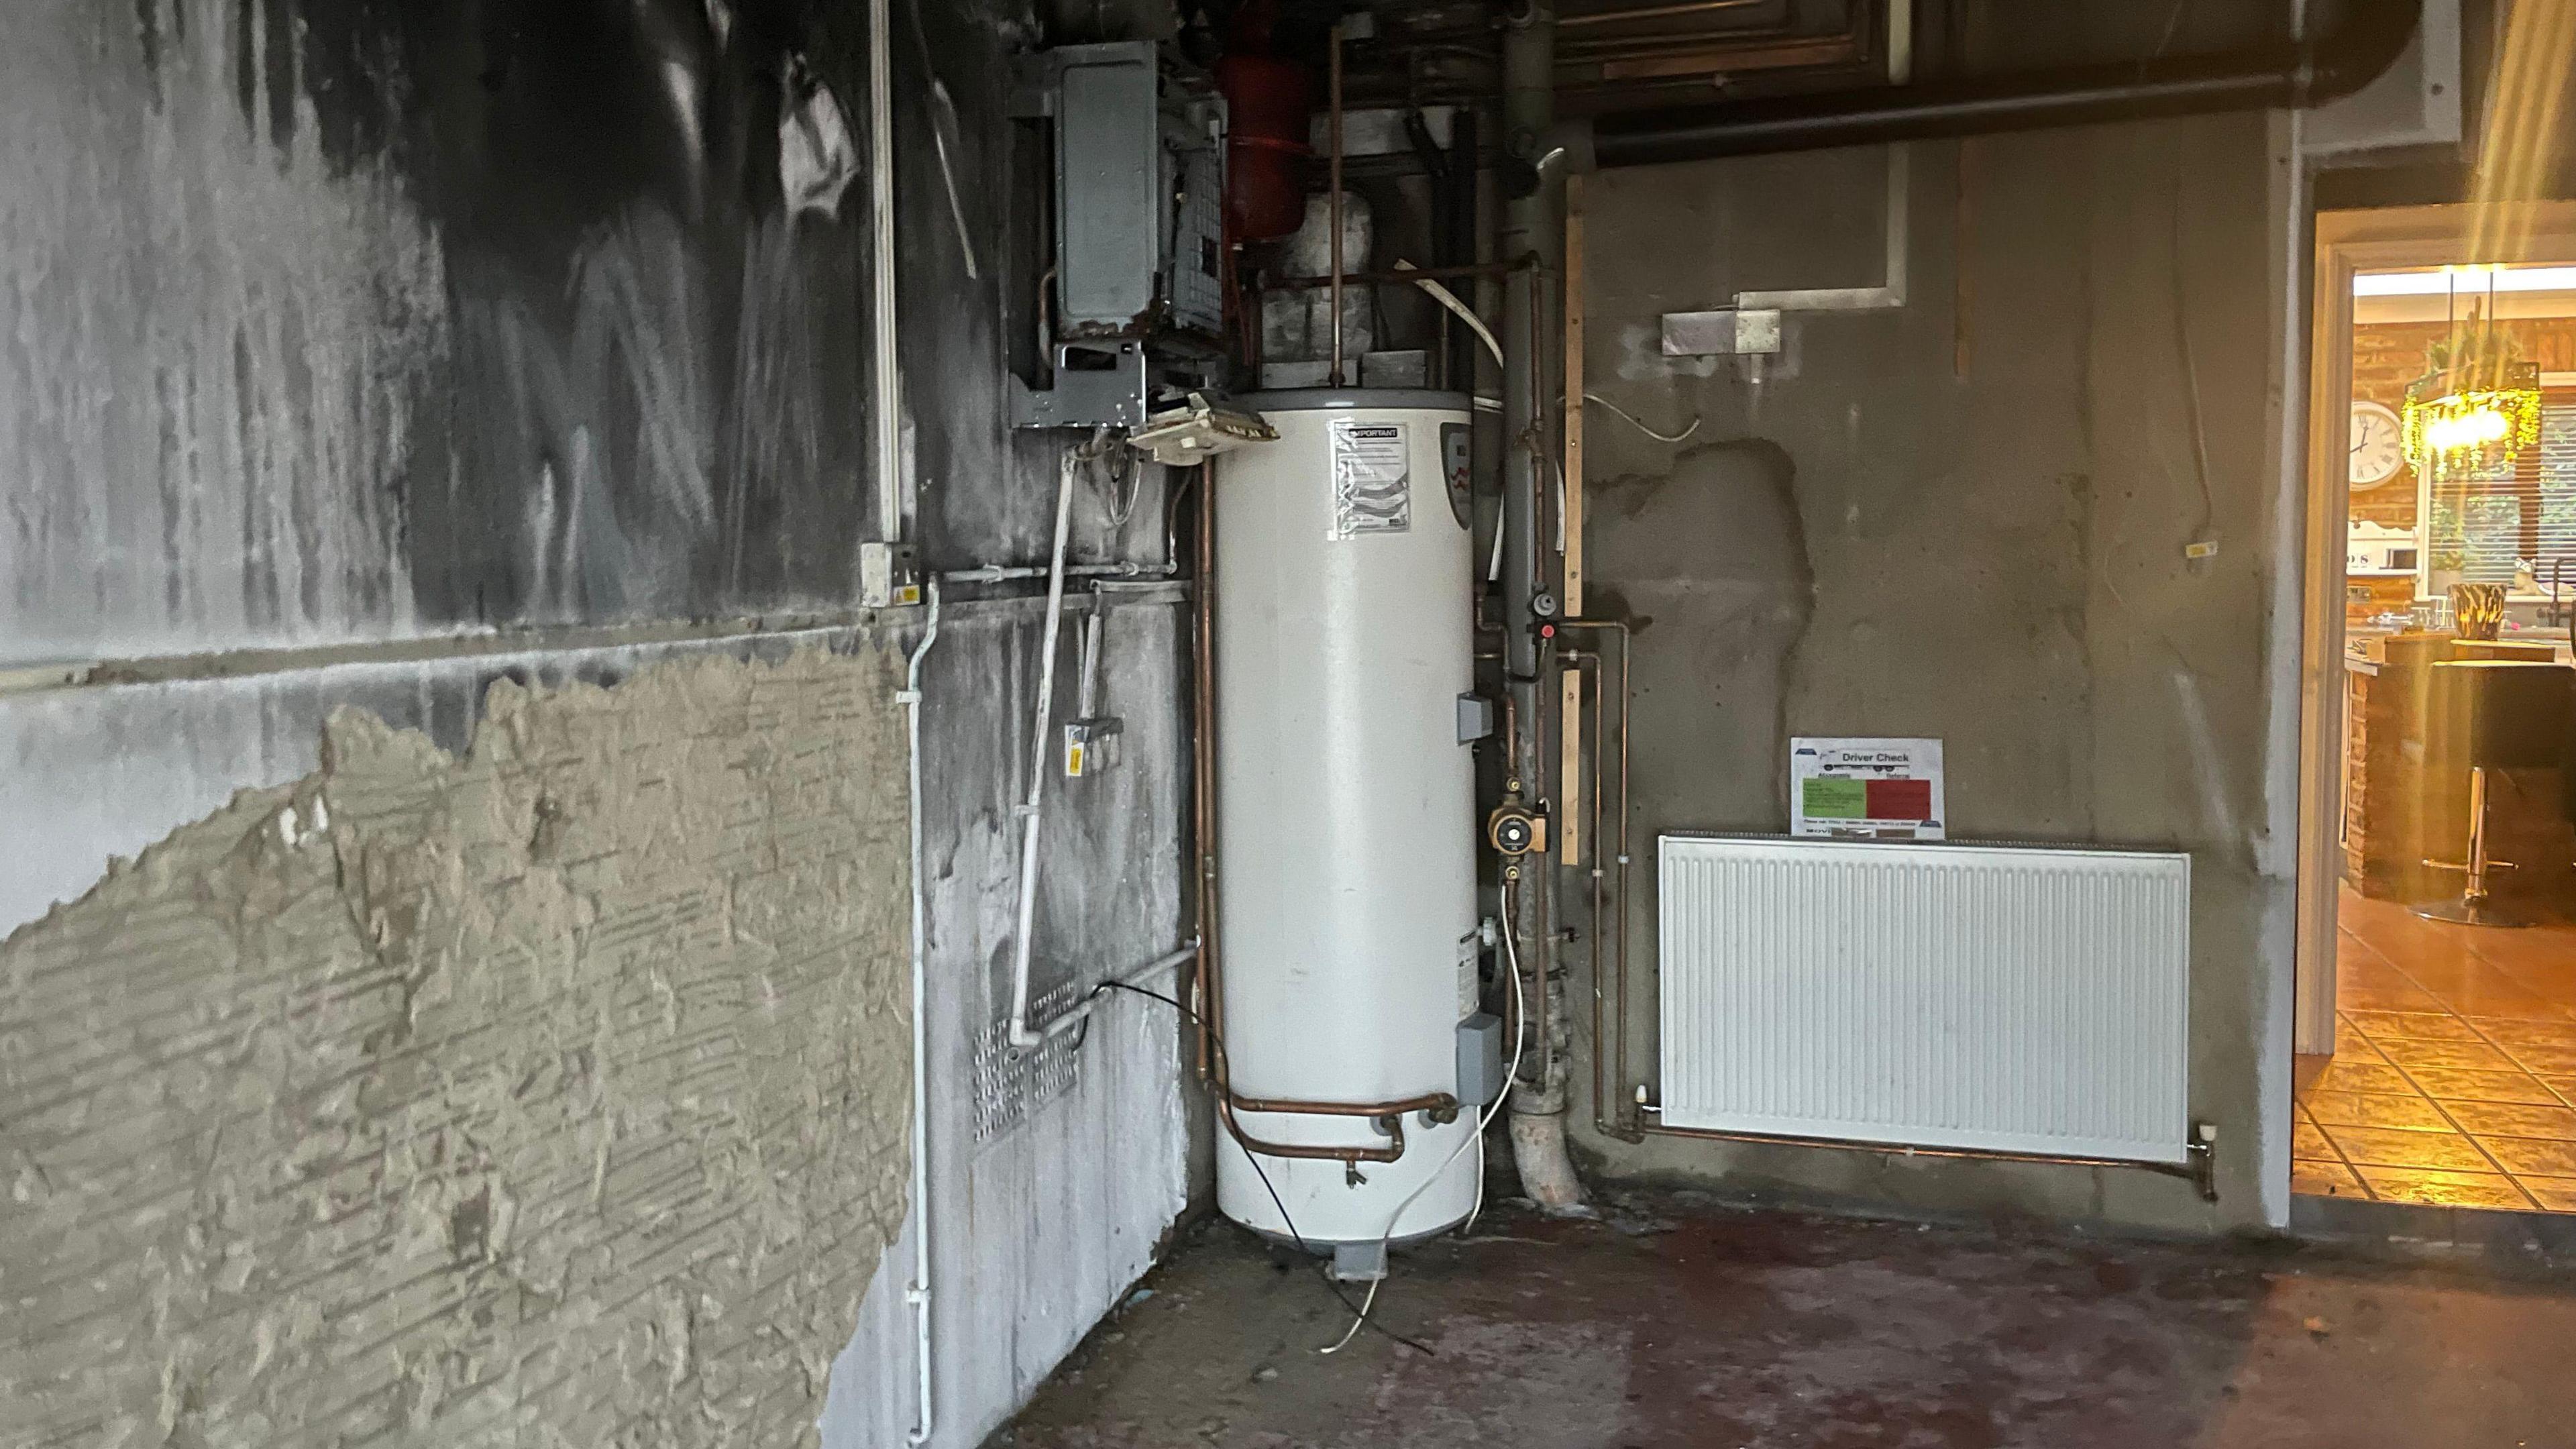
[1661,307,1781,358]
[1010,342,1151,429]
[1659,146,1911,358]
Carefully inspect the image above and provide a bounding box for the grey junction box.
[1456,1012,1505,1109]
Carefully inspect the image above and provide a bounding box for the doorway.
[2296,203,2576,1211]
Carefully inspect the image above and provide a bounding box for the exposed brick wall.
[1,647,911,1447]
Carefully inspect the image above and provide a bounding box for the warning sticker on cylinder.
[1330,419,1411,539]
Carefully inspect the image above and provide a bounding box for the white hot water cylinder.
[1212,389,1482,1249]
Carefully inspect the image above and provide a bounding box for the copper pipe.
[1218,1097,1451,1165]
[1191,462,1218,1083]
[1611,633,1633,1135]
[1556,620,1632,1136]
[1232,1091,1459,1117]
[1500,871,1529,1090]
[1561,650,1615,1140]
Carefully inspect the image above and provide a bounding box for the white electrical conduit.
[898,580,943,1446]
[867,0,903,540]
[1005,449,1083,1049]
[941,561,1175,584]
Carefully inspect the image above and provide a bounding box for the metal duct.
[1575,0,2422,168]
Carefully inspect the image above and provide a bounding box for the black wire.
[1089,977,1440,1356]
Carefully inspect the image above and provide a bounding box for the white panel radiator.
[1658,836,2192,1164]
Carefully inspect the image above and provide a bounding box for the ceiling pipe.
[1560,0,2422,168]
[1557,0,1768,28]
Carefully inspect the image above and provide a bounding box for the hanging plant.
[2402,301,2544,478]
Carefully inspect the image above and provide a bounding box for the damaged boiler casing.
[1213,390,1491,1248]
[1010,41,1229,430]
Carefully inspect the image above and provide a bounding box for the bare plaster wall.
[3,648,912,1445]
[1574,114,2294,1233]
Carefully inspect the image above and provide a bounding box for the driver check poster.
[1790,738,1945,841]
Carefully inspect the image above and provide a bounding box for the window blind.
[2427,388,2576,590]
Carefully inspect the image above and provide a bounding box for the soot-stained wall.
[1,1,1201,1446]
[2,0,873,665]
[1574,114,2294,1232]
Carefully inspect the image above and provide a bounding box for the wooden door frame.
[2296,201,2576,1055]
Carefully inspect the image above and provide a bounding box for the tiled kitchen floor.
[2296,888,2576,1210]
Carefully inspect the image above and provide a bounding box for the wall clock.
[2350,399,2404,490]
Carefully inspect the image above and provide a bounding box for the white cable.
[1092,445,1144,531]
[1318,893,1529,1354]
[1391,260,1507,580]
[1393,259,1505,373]
[1319,1277,1381,1355]
[1584,391,1701,445]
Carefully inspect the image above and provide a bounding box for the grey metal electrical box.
[1053,44,1162,331]
[1456,1012,1505,1108]
[1010,41,1228,429]
[1455,692,1494,745]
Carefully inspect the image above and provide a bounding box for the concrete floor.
[990,1193,2576,1448]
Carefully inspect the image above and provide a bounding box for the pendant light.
[2402,266,2544,479]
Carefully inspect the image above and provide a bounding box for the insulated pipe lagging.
[1006,449,1083,1050]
